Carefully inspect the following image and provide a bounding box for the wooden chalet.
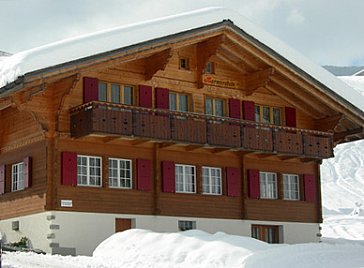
[0,8,363,255]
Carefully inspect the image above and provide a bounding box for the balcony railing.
[70,102,334,159]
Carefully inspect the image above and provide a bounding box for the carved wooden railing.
[70,102,334,159]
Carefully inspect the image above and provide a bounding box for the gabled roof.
[0,7,363,114]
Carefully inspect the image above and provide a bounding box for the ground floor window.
[109,158,132,189]
[12,162,24,192]
[251,225,280,243]
[175,164,196,193]
[178,220,196,231]
[260,172,277,199]
[77,155,102,186]
[202,166,222,195]
[283,174,300,200]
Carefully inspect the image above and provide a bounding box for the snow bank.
[1,7,363,113]
[93,229,269,267]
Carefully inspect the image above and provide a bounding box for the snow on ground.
[2,229,364,268]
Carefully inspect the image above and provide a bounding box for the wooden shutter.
[155,87,169,109]
[243,101,255,121]
[162,161,175,193]
[229,98,241,119]
[139,85,153,108]
[285,107,296,128]
[226,167,241,197]
[248,169,260,199]
[83,77,99,103]
[23,157,32,189]
[304,174,316,202]
[137,159,151,191]
[61,152,77,186]
[0,165,5,195]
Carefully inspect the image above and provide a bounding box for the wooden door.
[115,218,132,233]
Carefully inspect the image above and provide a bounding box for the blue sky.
[0,0,363,66]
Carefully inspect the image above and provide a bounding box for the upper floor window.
[169,92,189,112]
[98,81,134,105]
[205,97,225,117]
[260,172,277,199]
[109,158,132,189]
[202,166,222,195]
[175,164,196,193]
[283,174,300,200]
[179,57,190,70]
[255,105,282,126]
[77,155,102,187]
[12,162,24,192]
[204,62,215,74]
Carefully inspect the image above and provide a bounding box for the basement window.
[178,220,196,231]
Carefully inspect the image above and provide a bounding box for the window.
[283,174,300,200]
[169,92,189,112]
[255,105,282,126]
[109,158,132,189]
[179,58,189,70]
[178,220,196,231]
[202,167,222,195]
[12,162,24,192]
[260,172,277,199]
[252,225,280,243]
[204,62,215,74]
[205,97,225,116]
[175,164,196,193]
[77,155,102,187]
[98,81,134,105]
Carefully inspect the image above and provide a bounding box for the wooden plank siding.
[0,141,47,219]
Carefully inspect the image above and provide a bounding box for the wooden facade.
[0,19,363,232]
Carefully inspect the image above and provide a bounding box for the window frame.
[204,61,215,74]
[178,220,196,231]
[204,96,225,117]
[11,162,24,192]
[259,171,278,199]
[251,224,280,244]
[77,155,102,187]
[283,173,300,200]
[179,57,190,70]
[98,81,135,105]
[175,164,196,194]
[254,104,283,126]
[202,166,222,195]
[169,91,190,112]
[108,158,133,189]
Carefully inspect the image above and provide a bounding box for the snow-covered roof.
[352,68,364,76]
[0,7,363,113]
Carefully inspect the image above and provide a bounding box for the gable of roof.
[0,7,363,117]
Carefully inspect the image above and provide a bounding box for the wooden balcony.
[70,102,334,159]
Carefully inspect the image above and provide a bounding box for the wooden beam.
[266,82,322,118]
[185,145,201,152]
[159,142,175,149]
[144,48,172,81]
[131,139,150,146]
[196,35,225,88]
[0,97,14,111]
[211,148,230,154]
[216,52,247,74]
[245,67,275,95]
[314,114,343,132]
[220,43,262,70]
[334,127,363,141]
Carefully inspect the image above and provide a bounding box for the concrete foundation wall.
[0,211,321,256]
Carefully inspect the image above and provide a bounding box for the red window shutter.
[83,77,99,103]
[139,85,153,108]
[243,101,255,121]
[0,165,5,195]
[155,87,169,109]
[229,98,241,119]
[226,167,241,197]
[162,161,175,193]
[285,107,296,128]
[137,159,151,191]
[61,152,77,186]
[23,157,32,189]
[304,174,316,202]
[248,169,260,199]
